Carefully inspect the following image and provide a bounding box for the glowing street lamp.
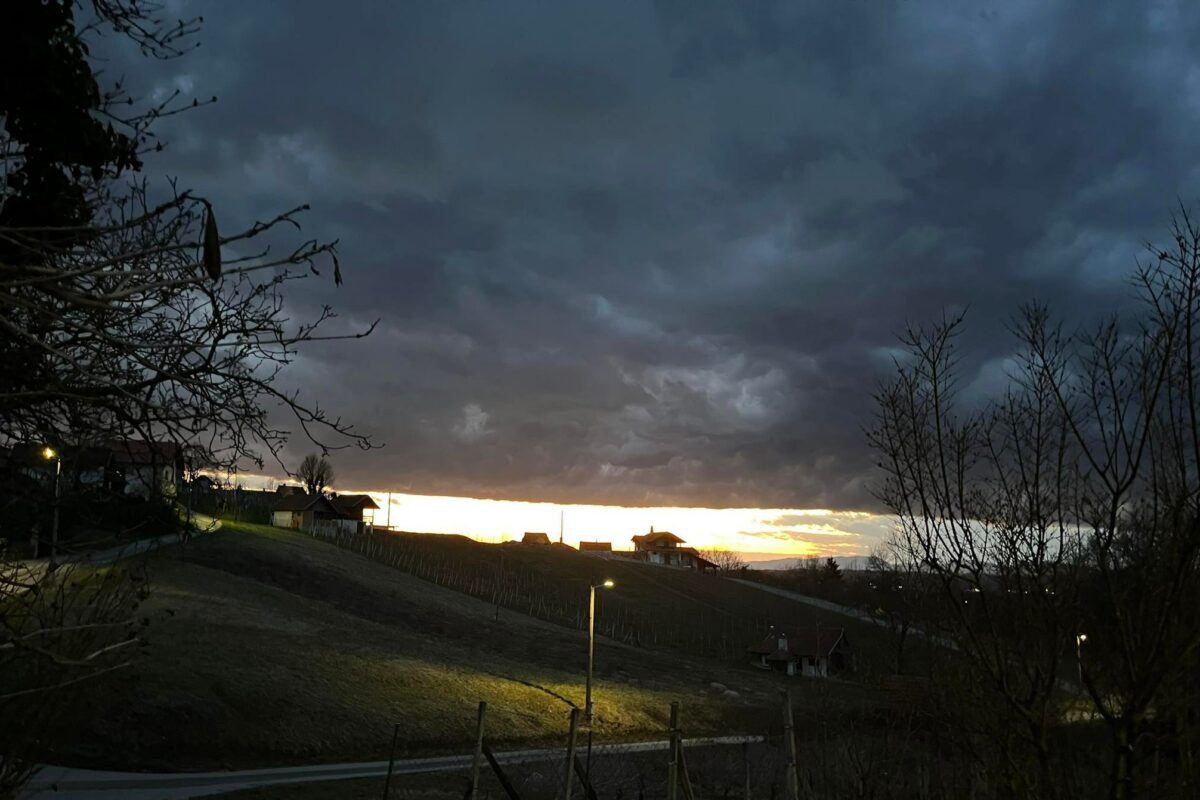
[43,446,62,565]
[585,579,615,724]
[1075,633,1088,685]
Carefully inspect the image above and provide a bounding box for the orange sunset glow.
[365,493,889,559]
[227,475,887,558]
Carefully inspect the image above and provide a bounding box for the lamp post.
[585,578,615,725]
[43,447,61,565]
[1075,633,1088,685]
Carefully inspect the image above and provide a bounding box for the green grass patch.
[60,522,831,770]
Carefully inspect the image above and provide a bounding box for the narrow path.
[729,578,885,625]
[731,578,957,649]
[22,736,763,799]
[3,514,221,597]
[75,511,222,566]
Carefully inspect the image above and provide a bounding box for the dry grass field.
[55,522,882,771]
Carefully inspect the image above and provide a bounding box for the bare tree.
[2,2,375,475]
[868,211,1200,798]
[866,534,928,675]
[296,454,335,497]
[1,3,374,793]
[700,548,748,573]
[0,559,149,795]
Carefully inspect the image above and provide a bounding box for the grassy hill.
[319,526,901,672]
[60,522,880,771]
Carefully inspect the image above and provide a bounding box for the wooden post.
[483,741,523,800]
[572,754,600,800]
[381,722,400,800]
[677,740,696,800]
[561,707,580,800]
[743,740,752,800]
[667,702,680,800]
[782,690,799,800]
[469,701,487,800]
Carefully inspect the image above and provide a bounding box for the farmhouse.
[629,529,717,571]
[329,493,379,527]
[522,531,552,545]
[271,492,378,535]
[579,541,612,552]
[748,627,850,677]
[5,440,184,499]
[110,440,184,498]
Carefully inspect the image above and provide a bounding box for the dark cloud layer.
[122,0,1200,508]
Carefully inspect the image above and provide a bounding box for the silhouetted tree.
[869,210,1200,798]
[0,3,372,793]
[821,557,842,582]
[297,454,335,497]
[699,548,748,573]
[1,1,374,472]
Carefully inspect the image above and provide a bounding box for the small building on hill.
[8,440,184,499]
[329,493,379,529]
[748,627,850,677]
[629,528,717,571]
[109,440,184,499]
[271,493,339,532]
[522,531,552,545]
[579,541,612,552]
[271,493,376,535]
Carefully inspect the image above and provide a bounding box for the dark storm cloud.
[119,0,1200,508]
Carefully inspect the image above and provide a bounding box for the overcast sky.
[127,0,1200,513]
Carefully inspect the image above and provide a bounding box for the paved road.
[2,513,220,597]
[730,578,962,650]
[22,736,763,799]
[74,511,222,566]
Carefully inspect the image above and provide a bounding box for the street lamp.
[1075,633,1088,685]
[585,579,615,724]
[43,447,61,565]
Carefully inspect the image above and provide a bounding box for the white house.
[748,627,850,677]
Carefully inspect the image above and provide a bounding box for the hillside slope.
[323,527,900,672]
[61,524,872,770]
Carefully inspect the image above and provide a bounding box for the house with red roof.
[748,627,850,677]
[629,528,717,572]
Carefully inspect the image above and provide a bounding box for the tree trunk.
[1112,722,1134,800]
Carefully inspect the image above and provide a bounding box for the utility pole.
[559,509,564,545]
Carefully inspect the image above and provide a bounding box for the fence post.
[743,740,751,800]
[381,722,400,800]
[677,739,696,800]
[469,701,487,800]
[782,690,799,800]
[667,701,680,800]
[482,740,523,800]
[561,707,580,800]
[571,754,600,800]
